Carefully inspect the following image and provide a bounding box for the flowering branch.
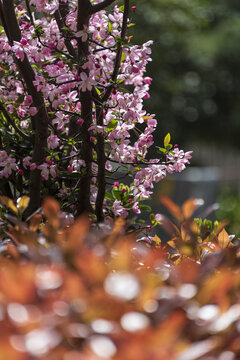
[0,0,49,216]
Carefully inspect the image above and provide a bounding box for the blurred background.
[132,0,240,233]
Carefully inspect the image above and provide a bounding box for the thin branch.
[89,38,115,51]
[0,102,33,143]
[106,157,170,166]
[25,0,34,26]
[37,35,74,60]
[54,9,77,58]
[90,0,115,14]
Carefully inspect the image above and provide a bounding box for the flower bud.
[20,38,27,46]
[77,118,84,125]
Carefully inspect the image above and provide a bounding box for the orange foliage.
[0,197,239,359]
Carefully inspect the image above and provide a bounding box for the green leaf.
[119,5,125,11]
[112,189,121,201]
[164,133,171,148]
[105,192,114,201]
[157,147,167,154]
[0,196,18,215]
[107,119,118,132]
[120,52,126,63]
[94,87,101,96]
[165,144,173,151]
[150,213,155,222]
[139,205,152,212]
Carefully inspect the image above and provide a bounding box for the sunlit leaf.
[161,196,183,222]
[29,214,42,231]
[217,228,231,248]
[42,197,60,228]
[182,198,197,219]
[17,196,29,215]
[153,234,161,247]
[164,133,171,148]
[0,196,18,215]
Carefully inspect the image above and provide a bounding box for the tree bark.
[76,0,93,215]
[0,0,49,216]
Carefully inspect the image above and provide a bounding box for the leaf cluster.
[0,197,239,359]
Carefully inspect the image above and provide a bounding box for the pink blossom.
[112,200,128,218]
[38,163,49,180]
[30,163,37,171]
[79,72,95,92]
[77,118,84,125]
[47,134,60,149]
[29,107,38,116]
[12,41,25,61]
[0,151,8,163]
[1,158,18,177]
[23,156,32,169]
[132,202,141,214]
[76,25,88,42]
[24,95,33,106]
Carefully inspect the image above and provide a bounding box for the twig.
[25,0,34,26]
[0,102,33,143]
[90,0,115,14]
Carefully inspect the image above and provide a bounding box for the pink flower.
[24,95,33,106]
[12,41,25,61]
[144,77,152,85]
[23,156,32,169]
[112,200,128,218]
[77,118,84,125]
[30,163,37,171]
[79,72,96,92]
[29,107,38,116]
[20,38,27,46]
[0,151,8,163]
[132,202,141,214]
[38,163,49,180]
[76,25,88,42]
[1,158,18,177]
[50,164,57,178]
[47,134,60,149]
[67,165,73,173]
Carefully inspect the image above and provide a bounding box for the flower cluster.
[0,1,192,218]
